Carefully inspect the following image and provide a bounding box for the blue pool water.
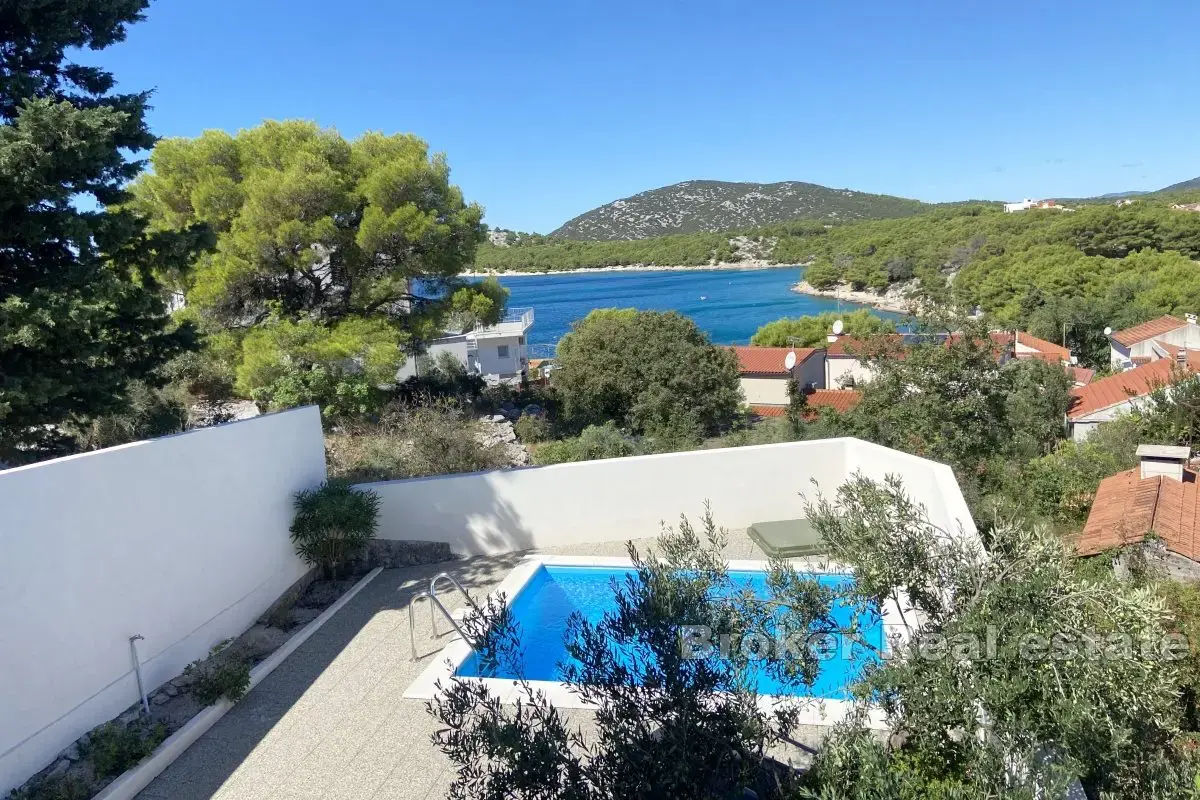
[493,268,895,356]
[456,565,881,699]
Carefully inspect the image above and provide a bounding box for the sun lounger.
[747,519,825,558]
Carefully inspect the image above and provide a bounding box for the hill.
[549,180,930,240]
[1159,176,1200,194]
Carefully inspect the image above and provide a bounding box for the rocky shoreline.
[462,260,788,278]
[790,279,915,315]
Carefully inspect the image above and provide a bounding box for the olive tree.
[427,475,1198,799]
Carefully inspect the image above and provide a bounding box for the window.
[497,344,510,359]
[518,336,525,345]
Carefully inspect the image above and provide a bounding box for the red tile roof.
[1110,315,1186,347]
[730,346,817,376]
[1077,468,1200,558]
[748,390,863,420]
[990,331,1072,362]
[825,335,907,358]
[1067,355,1199,419]
[806,389,863,414]
[1067,365,1095,386]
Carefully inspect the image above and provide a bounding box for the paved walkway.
[134,532,806,800]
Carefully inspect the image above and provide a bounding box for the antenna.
[832,319,845,336]
[784,351,797,370]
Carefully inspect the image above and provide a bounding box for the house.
[1004,199,1038,213]
[1003,199,1068,213]
[1067,352,1200,440]
[824,334,915,387]
[823,330,1072,389]
[1108,315,1200,370]
[989,330,1073,364]
[730,345,825,405]
[1077,445,1200,577]
[397,307,535,386]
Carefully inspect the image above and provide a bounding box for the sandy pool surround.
[404,555,901,730]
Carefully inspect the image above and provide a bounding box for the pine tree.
[0,1,207,463]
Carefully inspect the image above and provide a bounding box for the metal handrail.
[429,572,480,637]
[409,591,472,660]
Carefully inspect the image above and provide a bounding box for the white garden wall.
[0,406,326,795]
[363,437,976,556]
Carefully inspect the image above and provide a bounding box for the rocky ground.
[790,279,919,315]
[475,418,531,467]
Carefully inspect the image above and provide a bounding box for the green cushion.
[747,519,825,558]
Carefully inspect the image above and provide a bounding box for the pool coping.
[403,555,901,731]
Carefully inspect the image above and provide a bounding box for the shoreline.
[461,261,793,278]
[790,280,914,315]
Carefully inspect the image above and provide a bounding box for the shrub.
[533,423,643,464]
[253,363,386,423]
[513,414,552,444]
[184,640,252,706]
[326,403,508,482]
[68,381,189,451]
[7,776,91,800]
[395,351,485,405]
[84,720,167,779]
[554,309,741,436]
[290,480,380,578]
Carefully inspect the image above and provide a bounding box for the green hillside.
[549,180,931,240]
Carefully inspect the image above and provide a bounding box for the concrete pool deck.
[133,532,833,800]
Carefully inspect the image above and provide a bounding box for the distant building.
[397,308,534,387]
[729,346,825,405]
[1003,198,1068,213]
[1004,199,1038,213]
[1108,315,1200,370]
[1067,353,1200,441]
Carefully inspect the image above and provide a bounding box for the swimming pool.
[454,563,882,700]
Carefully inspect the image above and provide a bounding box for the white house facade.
[398,308,534,386]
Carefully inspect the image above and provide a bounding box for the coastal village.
[9,3,1200,800]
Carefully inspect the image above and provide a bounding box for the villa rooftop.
[1109,315,1187,347]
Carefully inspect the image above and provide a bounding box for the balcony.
[469,307,534,339]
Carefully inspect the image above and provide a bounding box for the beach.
[461,260,787,278]
[789,279,915,315]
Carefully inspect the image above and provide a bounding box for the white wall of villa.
[0,407,326,796]
[827,357,874,388]
[740,376,791,405]
[360,437,976,556]
[472,333,528,381]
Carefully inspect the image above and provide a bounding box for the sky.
[92,0,1200,233]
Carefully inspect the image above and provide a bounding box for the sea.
[491,267,892,357]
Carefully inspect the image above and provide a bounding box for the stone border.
[403,555,900,731]
[92,567,384,800]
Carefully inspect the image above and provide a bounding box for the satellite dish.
[832,319,845,335]
[784,351,797,370]
[1104,326,1113,336]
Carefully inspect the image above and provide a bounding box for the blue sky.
[94,0,1200,232]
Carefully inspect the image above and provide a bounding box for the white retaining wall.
[0,406,327,795]
[362,437,976,556]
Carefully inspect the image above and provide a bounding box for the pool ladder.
[408,572,482,660]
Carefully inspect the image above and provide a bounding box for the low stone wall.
[353,539,457,570]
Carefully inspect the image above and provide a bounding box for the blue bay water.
[493,267,890,356]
